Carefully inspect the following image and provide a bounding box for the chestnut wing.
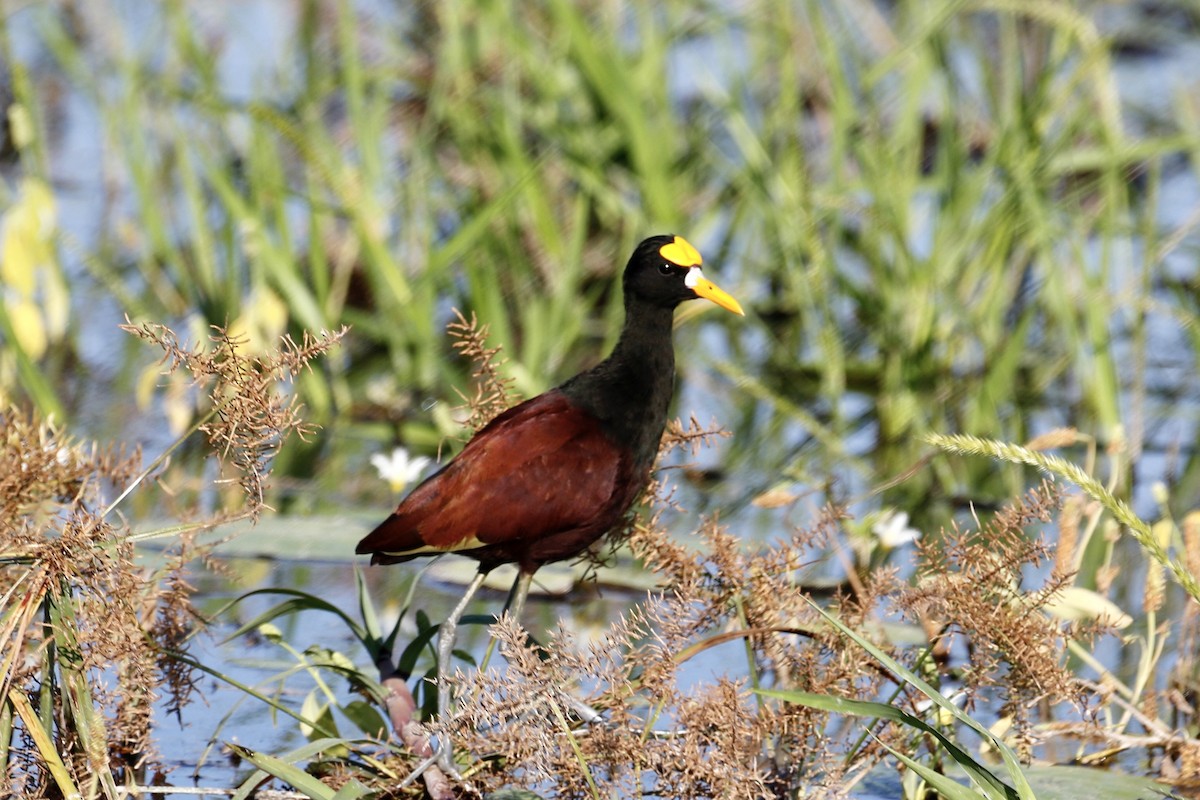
[356,391,625,561]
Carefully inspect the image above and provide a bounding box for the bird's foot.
[436,738,482,797]
[436,743,468,784]
[398,734,479,797]
[397,752,439,789]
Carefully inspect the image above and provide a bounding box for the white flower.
[371,447,432,494]
[914,687,968,726]
[872,510,921,548]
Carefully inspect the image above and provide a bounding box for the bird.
[356,234,743,775]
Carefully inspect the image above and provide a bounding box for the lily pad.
[133,514,376,561]
[1023,765,1177,800]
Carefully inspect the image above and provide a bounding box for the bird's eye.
[658,263,674,275]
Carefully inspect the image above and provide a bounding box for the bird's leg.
[502,568,535,622]
[503,568,546,661]
[501,569,609,732]
[435,568,488,776]
[475,569,536,676]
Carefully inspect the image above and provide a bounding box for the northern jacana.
[356,234,743,773]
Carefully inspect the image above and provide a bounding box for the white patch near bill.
[684,267,705,288]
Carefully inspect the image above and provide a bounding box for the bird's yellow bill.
[689,271,745,316]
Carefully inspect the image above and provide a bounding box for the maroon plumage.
[356,390,641,572]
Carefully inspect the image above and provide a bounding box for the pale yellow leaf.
[164,372,194,436]
[1043,587,1132,628]
[42,265,70,340]
[8,298,47,359]
[135,363,162,410]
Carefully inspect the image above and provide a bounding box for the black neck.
[560,300,677,469]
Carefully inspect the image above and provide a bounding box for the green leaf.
[397,615,439,677]
[219,588,367,644]
[228,743,337,800]
[329,780,373,800]
[877,736,990,800]
[798,596,1028,800]
[303,646,356,673]
[355,567,382,645]
[341,699,389,739]
[1023,765,1181,800]
[231,739,361,800]
[300,690,339,741]
[757,689,1011,800]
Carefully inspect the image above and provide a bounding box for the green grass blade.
[9,690,79,798]
[355,567,381,646]
[800,596,1028,799]
[757,689,1013,800]
[229,738,354,800]
[229,743,346,800]
[877,735,991,800]
[217,588,368,644]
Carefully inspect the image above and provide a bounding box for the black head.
[622,234,744,316]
